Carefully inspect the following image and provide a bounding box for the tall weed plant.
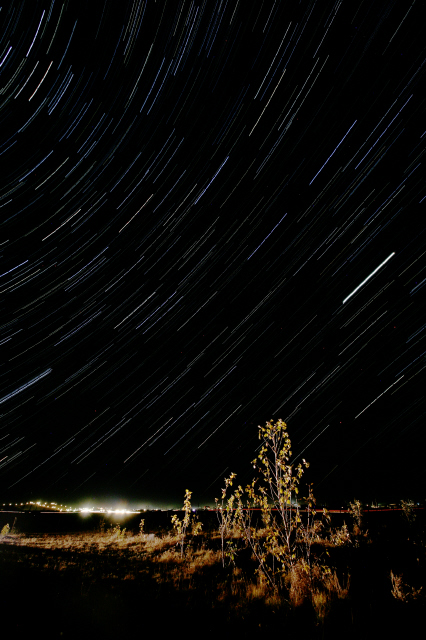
[215,419,343,609]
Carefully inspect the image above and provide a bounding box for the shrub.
[328,522,351,547]
[108,524,126,539]
[215,472,237,567]
[390,570,423,601]
[401,499,416,524]
[171,490,202,558]
[221,419,328,591]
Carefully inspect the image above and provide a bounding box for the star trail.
[0,1,425,508]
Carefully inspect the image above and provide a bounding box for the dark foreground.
[0,510,425,640]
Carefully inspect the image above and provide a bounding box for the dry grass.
[286,561,311,607]
[390,570,423,601]
[323,569,351,599]
[2,529,351,608]
[4,530,182,554]
[11,517,420,635]
[246,574,270,601]
[282,558,351,616]
[2,517,425,640]
[187,547,221,571]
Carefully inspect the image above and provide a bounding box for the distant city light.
[0,501,143,513]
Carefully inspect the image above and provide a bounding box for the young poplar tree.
[171,489,202,558]
[223,419,324,590]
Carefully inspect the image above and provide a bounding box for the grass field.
[1,508,425,640]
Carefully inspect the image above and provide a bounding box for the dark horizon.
[2,494,425,513]
[1,2,425,509]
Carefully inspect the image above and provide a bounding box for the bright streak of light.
[342,252,395,304]
[0,369,52,404]
[354,375,404,419]
[309,120,357,184]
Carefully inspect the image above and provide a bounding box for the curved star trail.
[1,1,425,508]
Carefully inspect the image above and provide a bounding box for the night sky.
[1,1,425,509]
